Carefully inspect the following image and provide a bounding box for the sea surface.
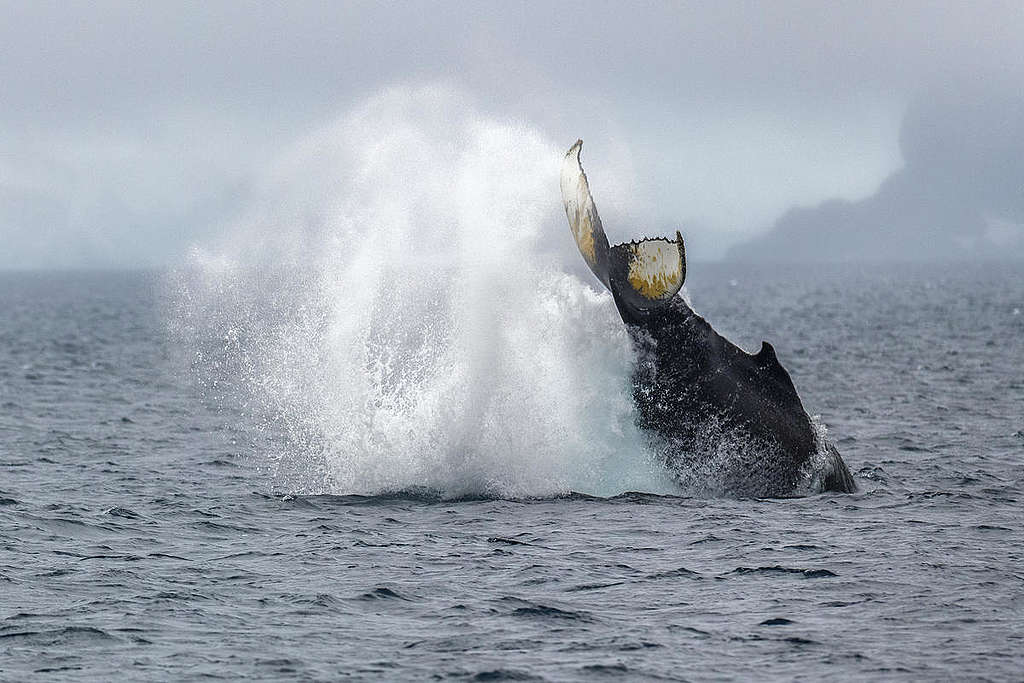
[2,263,1023,681]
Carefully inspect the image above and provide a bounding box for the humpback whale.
[560,140,855,497]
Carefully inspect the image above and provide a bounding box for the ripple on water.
[726,566,839,579]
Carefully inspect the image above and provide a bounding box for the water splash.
[168,84,677,498]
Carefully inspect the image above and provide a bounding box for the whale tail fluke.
[560,140,687,316]
[560,140,612,288]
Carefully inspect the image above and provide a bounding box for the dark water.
[2,264,1022,680]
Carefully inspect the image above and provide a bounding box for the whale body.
[560,140,855,496]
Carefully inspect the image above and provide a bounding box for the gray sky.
[2,1,1023,268]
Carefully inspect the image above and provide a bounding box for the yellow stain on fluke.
[625,240,683,301]
[576,212,597,266]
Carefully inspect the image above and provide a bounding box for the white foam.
[169,84,678,498]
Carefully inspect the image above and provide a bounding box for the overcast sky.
[2,1,1023,268]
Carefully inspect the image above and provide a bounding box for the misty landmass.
[728,88,1024,262]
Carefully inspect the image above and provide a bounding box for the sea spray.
[168,85,678,498]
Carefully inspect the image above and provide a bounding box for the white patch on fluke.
[622,238,684,301]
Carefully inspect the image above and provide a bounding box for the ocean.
[2,262,1022,680]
